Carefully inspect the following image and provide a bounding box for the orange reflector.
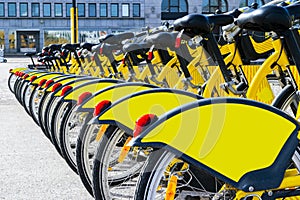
[95,124,109,142]
[118,136,132,163]
[165,175,178,200]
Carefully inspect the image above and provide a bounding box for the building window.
[8,3,16,17]
[122,4,129,17]
[66,3,72,17]
[202,0,228,13]
[133,3,140,17]
[43,3,51,17]
[239,0,264,8]
[0,3,4,17]
[78,3,85,17]
[89,3,96,17]
[54,3,63,17]
[100,3,107,17]
[111,3,119,17]
[32,3,40,17]
[20,3,28,17]
[161,0,188,20]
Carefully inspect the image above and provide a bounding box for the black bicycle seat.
[80,43,98,51]
[123,43,151,54]
[48,44,62,52]
[285,3,300,20]
[174,14,234,36]
[62,43,80,52]
[24,52,36,57]
[145,32,178,49]
[104,32,135,45]
[235,5,291,32]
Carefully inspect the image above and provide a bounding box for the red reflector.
[175,37,181,48]
[23,74,29,79]
[100,47,103,55]
[61,85,73,96]
[45,80,54,88]
[52,83,62,92]
[39,79,47,87]
[133,114,158,137]
[93,100,112,117]
[30,76,37,82]
[147,51,153,60]
[77,92,93,105]
[122,58,125,64]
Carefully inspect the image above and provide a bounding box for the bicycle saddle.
[104,32,135,45]
[80,43,98,52]
[174,14,234,36]
[24,52,36,57]
[99,34,114,43]
[123,43,151,54]
[235,5,291,32]
[91,43,102,53]
[145,32,178,49]
[101,43,121,55]
[285,3,300,20]
[48,44,62,52]
[62,43,80,52]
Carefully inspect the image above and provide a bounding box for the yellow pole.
[70,0,78,44]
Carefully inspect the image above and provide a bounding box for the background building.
[0,0,265,54]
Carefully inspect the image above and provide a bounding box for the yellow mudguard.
[31,73,63,84]
[133,98,300,192]
[96,89,202,132]
[79,82,158,111]
[63,79,121,101]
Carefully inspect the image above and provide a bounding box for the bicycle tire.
[134,149,224,200]
[92,125,145,199]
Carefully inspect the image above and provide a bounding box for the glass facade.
[122,4,129,17]
[0,3,4,17]
[133,3,140,17]
[43,3,51,17]
[100,3,107,17]
[78,3,85,17]
[89,3,96,17]
[20,3,28,17]
[111,4,119,17]
[8,3,16,17]
[32,3,40,17]
[54,3,63,17]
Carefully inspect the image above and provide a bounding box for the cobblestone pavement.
[0,57,93,200]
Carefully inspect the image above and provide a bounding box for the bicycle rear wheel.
[134,149,225,200]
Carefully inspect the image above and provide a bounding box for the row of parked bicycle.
[7,1,300,199]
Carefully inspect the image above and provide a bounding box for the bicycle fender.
[94,89,203,133]
[132,98,300,192]
[77,82,159,112]
[62,79,122,101]
[31,72,63,84]
[49,77,99,97]
[10,67,28,73]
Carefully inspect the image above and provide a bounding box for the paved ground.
[0,57,93,199]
